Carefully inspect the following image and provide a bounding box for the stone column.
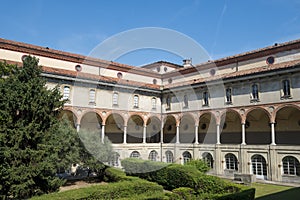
[101,124,105,143]
[143,125,147,143]
[123,126,127,144]
[176,125,180,144]
[76,124,80,132]
[194,125,199,144]
[216,124,221,144]
[241,123,246,145]
[271,122,276,145]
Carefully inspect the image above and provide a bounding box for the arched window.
[202,152,214,169]
[130,151,140,158]
[89,89,96,104]
[165,151,173,163]
[182,151,192,164]
[148,150,158,161]
[112,92,118,105]
[133,95,139,108]
[225,153,238,170]
[283,156,300,176]
[109,152,120,167]
[63,86,70,100]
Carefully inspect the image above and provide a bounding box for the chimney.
[183,59,192,67]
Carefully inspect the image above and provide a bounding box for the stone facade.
[1,38,300,183]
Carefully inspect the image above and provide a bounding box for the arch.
[220,110,242,144]
[59,110,78,128]
[148,150,158,161]
[80,111,103,132]
[105,113,125,144]
[130,151,140,158]
[251,154,267,180]
[245,108,271,144]
[163,115,177,143]
[225,153,238,171]
[282,156,300,176]
[165,150,174,163]
[202,152,214,169]
[182,151,192,164]
[127,114,144,143]
[275,106,300,145]
[146,116,161,143]
[198,112,217,144]
[245,107,271,122]
[179,114,196,143]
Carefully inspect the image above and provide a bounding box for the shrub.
[186,159,210,173]
[103,167,132,182]
[171,187,197,200]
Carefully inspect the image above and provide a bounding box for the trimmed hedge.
[31,179,165,200]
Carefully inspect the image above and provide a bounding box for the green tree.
[186,159,210,173]
[0,57,80,199]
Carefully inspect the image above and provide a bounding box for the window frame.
[202,91,209,106]
[148,150,158,161]
[112,92,119,106]
[225,153,238,171]
[89,89,96,105]
[250,83,260,102]
[282,156,300,176]
[166,96,171,110]
[165,150,174,163]
[62,85,71,102]
[225,87,232,104]
[151,97,157,110]
[130,151,140,158]
[133,95,139,108]
[281,79,292,99]
[183,94,189,108]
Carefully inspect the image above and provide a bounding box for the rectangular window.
[183,94,189,108]
[112,92,118,105]
[203,91,209,106]
[63,86,70,100]
[251,84,259,102]
[166,96,171,110]
[89,89,96,104]
[282,79,291,98]
[225,88,232,104]
[152,97,157,109]
[133,95,139,108]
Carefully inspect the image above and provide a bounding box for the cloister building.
[1,38,300,183]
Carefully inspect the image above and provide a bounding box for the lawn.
[253,183,300,200]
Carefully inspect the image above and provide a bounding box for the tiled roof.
[165,59,300,89]
[42,66,161,90]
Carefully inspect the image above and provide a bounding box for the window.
[182,151,192,164]
[130,151,140,158]
[108,152,120,167]
[133,95,139,108]
[89,89,96,104]
[225,153,238,170]
[63,86,70,100]
[282,79,291,98]
[203,152,214,169]
[225,88,232,104]
[148,150,158,161]
[203,91,209,106]
[183,94,189,108]
[152,97,157,109]
[165,151,173,163]
[251,84,259,101]
[166,96,171,110]
[283,156,300,176]
[112,92,118,105]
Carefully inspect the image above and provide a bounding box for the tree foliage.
[0,57,80,199]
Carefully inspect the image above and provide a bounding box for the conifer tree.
[0,57,80,199]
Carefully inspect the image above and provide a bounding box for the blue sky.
[1,0,300,66]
